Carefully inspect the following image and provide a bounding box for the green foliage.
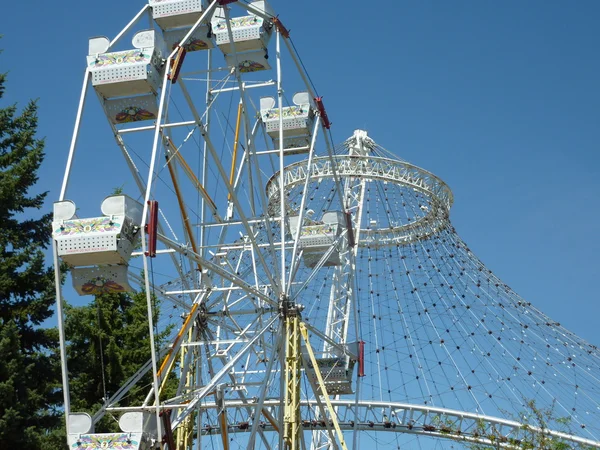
[463,400,592,450]
[0,50,176,448]
[0,64,62,447]
[111,185,125,195]
[66,291,176,432]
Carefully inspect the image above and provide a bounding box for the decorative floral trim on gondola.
[90,51,150,68]
[177,39,209,52]
[263,106,306,120]
[238,60,265,73]
[214,16,259,31]
[71,434,138,449]
[56,217,120,236]
[115,106,156,123]
[300,224,335,236]
[81,276,127,295]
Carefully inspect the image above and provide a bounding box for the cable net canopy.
[74,127,600,449]
[54,0,600,445]
[256,130,600,446]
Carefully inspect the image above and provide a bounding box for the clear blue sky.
[2,0,599,348]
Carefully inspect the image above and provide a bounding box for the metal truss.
[153,399,600,449]
[266,155,453,247]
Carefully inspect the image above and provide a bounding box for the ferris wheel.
[51,1,600,449]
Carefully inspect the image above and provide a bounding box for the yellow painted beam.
[165,137,219,219]
[282,315,302,450]
[299,322,348,450]
[164,147,201,271]
[228,100,243,201]
[262,407,280,433]
[157,303,200,389]
[176,329,195,450]
[219,409,230,450]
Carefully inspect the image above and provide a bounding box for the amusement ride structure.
[51,1,600,449]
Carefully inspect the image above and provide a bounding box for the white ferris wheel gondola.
[51,1,600,450]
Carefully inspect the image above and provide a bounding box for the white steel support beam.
[94,95,197,304]
[139,43,174,439]
[290,234,347,302]
[92,346,170,426]
[157,232,276,307]
[171,314,279,429]
[110,399,600,449]
[312,133,367,450]
[107,5,150,50]
[219,6,284,291]
[286,117,321,296]
[246,332,282,450]
[200,48,212,267]
[172,59,281,297]
[275,30,287,295]
[52,240,70,434]
[59,69,90,201]
[136,0,219,422]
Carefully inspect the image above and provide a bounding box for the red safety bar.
[358,341,365,377]
[272,16,290,38]
[161,410,176,449]
[345,211,355,248]
[169,46,187,84]
[218,0,237,5]
[146,200,158,257]
[314,97,331,129]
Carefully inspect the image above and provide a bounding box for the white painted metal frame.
[51,1,548,449]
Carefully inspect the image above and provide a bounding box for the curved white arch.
[176,399,600,448]
[266,155,454,246]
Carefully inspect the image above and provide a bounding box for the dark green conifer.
[66,291,176,432]
[0,60,62,448]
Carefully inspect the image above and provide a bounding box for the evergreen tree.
[66,291,176,432]
[0,60,62,447]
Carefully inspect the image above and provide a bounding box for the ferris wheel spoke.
[93,89,203,307]
[164,73,282,296]
[246,142,284,290]
[53,0,600,444]
[290,233,348,303]
[205,333,276,450]
[172,313,279,429]
[164,139,223,225]
[157,232,276,307]
[92,346,171,426]
[245,328,282,450]
[200,119,282,294]
[128,271,192,312]
[286,116,321,294]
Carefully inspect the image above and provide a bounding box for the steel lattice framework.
[51,1,600,449]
